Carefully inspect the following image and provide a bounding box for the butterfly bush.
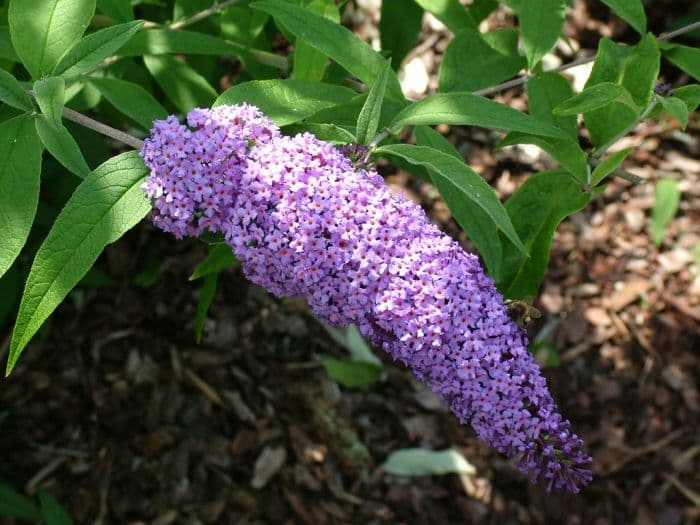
[141,104,592,492]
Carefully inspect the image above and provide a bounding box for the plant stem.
[170,0,238,30]
[62,107,144,150]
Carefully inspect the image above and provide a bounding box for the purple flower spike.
[140,105,592,493]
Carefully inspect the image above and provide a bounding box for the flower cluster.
[141,105,592,492]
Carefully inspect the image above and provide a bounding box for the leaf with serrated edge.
[8,152,151,375]
[0,116,42,279]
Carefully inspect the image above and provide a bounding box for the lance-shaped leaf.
[414,0,476,32]
[497,169,589,299]
[8,152,151,375]
[89,77,168,130]
[590,147,632,187]
[601,0,646,34]
[658,96,689,129]
[54,20,144,77]
[144,54,217,113]
[376,144,526,280]
[651,178,681,247]
[195,273,217,343]
[381,448,476,477]
[8,0,96,78]
[292,0,338,81]
[33,77,65,127]
[120,29,244,57]
[661,43,700,83]
[0,68,33,111]
[215,79,355,126]
[520,0,566,70]
[553,82,638,116]
[391,92,566,138]
[356,60,391,145]
[35,115,91,179]
[380,0,423,69]
[499,132,588,182]
[526,72,578,140]
[252,0,404,100]
[0,116,42,279]
[439,28,525,93]
[189,244,238,281]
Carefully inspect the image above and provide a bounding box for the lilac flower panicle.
[141,105,593,493]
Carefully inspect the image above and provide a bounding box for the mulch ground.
[1,1,699,524]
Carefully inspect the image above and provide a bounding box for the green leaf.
[97,0,134,23]
[35,115,91,179]
[322,324,382,366]
[499,132,588,182]
[414,126,462,159]
[662,44,700,83]
[621,33,659,108]
[672,84,700,113]
[379,0,423,69]
[439,28,525,92]
[284,122,357,144]
[252,0,404,100]
[470,0,498,23]
[0,483,41,521]
[519,0,566,70]
[195,272,217,343]
[414,0,476,33]
[651,178,681,247]
[120,29,244,57]
[144,54,217,113]
[601,0,646,34]
[554,82,637,116]
[584,36,659,148]
[356,60,391,145]
[292,0,338,81]
[526,72,578,140]
[33,77,65,127]
[658,96,689,129]
[391,92,566,138]
[0,116,42,279]
[189,244,238,281]
[215,79,356,126]
[381,448,476,477]
[38,490,73,525]
[322,357,382,388]
[0,68,33,111]
[7,151,151,375]
[0,26,19,62]
[306,94,406,132]
[590,147,632,186]
[497,169,589,299]
[8,0,96,78]
[54,21,144,77]
[89,77,168,130]
[376,144,525,279]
